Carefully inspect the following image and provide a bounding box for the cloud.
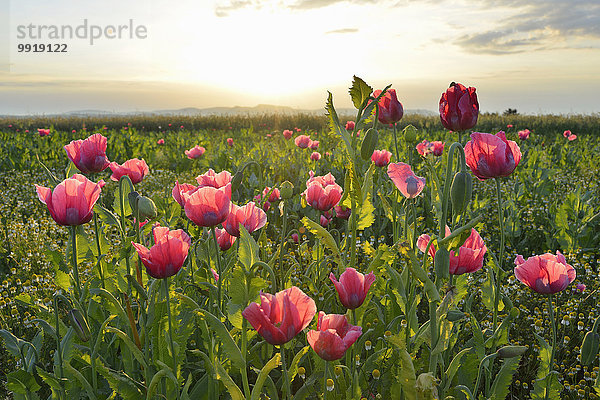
[325,28,359,34]
[454,0,600,54]
[215,0,390,15]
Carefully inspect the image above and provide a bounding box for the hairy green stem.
[492,178,505,334]
[210,226,224,315]
[281,345,291,400]
[164,278,180,399]
[70,226,81,299]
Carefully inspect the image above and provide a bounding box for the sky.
[0,0,599,115]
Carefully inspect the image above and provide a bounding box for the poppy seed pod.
[450,171,472,215]
[434,246,450,280]
[67,309,91,342]
[128,191,141,211]
[360,128,378,161]
[581,331,600,366]
[403,125,418,144]
[496,345,528,359]
[138,196,157,219]
[280,181,294,200]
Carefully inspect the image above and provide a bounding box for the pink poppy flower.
[311,151,321,161]
[373,89,403,125]
[64,133,110,174]
[303,172,343,212]
[185,145,205,159]
[172,181,198,207]
[242,286,316,345]
[345,121,355,131]
[215,227,236,251]
[514,251,576,294]
[295,135,312,149]
[196,169,232,188]
[371,150,392,167]
[109,158,149,184]
[518,129,530,140]
[387,163,426,199]
[182,184,231,227]
[307,312,362,361]
[283,129,293,140]
[417,227,487,275]
[35,174,105,226]
[439,83,478,132]
[330,267,375,309]
[224,202,268,237]
[132,226,191,279]
[465,131,521,180]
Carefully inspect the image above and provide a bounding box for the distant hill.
[7,104,436,117]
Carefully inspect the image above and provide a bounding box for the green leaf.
[64,362,97,400]
[534,332,552,379]
[105,326,148,370]
[251,353,281,400]
[301,217,343,267]
[490,356,521,400]
[64,160,77,179]
[349,75,373,110]
[442,347,472,392]
[55,270,71,292]
[238,225,260,271]
[195,309,245,371]
[214,359,245,400]
[7,370,41,394]
[146,365,179,400]
[387,336,417,400]
[94,204,123,234]
[0,329,22,358]
[36,367,63,398]
[288,345,310,381]
[356,193,375,230]
[325,91,354,158]
[531,371,562,400]
[95,359,144,400]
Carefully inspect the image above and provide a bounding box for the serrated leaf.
[301,217,343,267]
[238,225,260,271]
[95,359,144,400]
[94,204,123,234]
[251,353,281,400]
[64,362,97,400]
[325,91,354,158]
[0,329,22,358]
[443,347,472,392]
[531,371,562,400]
[195,309,245,371]
[490,356,521,399]
[349,75,373,109]
[214,359,245,400]
[356,193,375,230]
[534,332,552,379]
[7,370,41,394]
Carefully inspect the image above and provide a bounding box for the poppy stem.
[548,294,556,372]
[93,213,105,289]
[492,178,505,337]
[393,123,400,162]
[210,226,224,315]
[280,345,291,400]
[53,296,65,394]
[278,201,288,291]
[70,226,81,299]
[164,277,180,399]
[323,360,329,398]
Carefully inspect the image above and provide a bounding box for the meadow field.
[0,80,599,399]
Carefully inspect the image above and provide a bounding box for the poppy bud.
[360,128,379,161]
[450,171,472,215]
[280,181,294,200]
[67,309,91,342]
[496,345,528,359]
[434,246,450,280]
[403,125,418,144]
[447,309,465,321]
[128,191,141,210]
[138,196,157,219]
[581,331,600,366]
